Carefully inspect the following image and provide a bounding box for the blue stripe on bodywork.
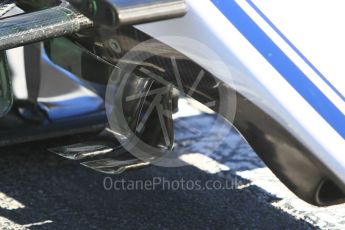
[246,0,345,102]
[211,0,345,138]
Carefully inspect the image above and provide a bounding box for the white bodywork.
[136,0,345,183]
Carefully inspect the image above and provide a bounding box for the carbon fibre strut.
[0,0,186,51]
[50,73,177,174]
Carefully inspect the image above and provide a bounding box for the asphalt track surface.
[2,112,343,229]
[0,139,313,230]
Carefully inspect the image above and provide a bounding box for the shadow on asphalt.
[0,136,316,230]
